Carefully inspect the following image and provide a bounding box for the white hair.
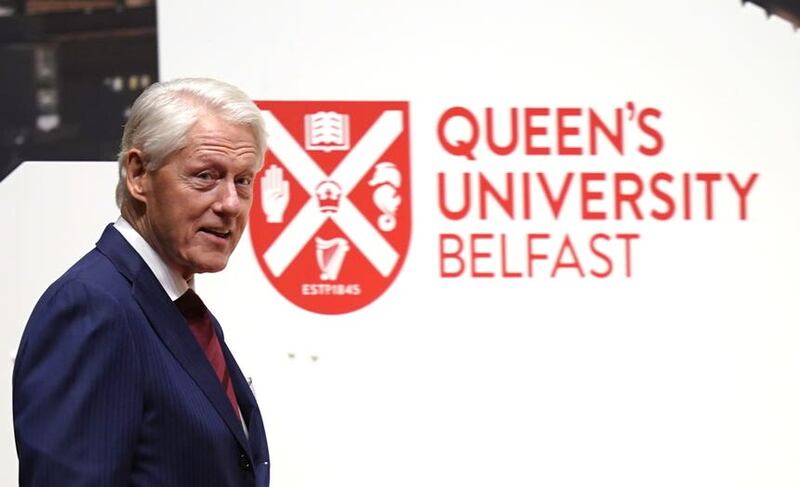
[116,77,267,207]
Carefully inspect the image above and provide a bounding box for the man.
[13,78,270,486]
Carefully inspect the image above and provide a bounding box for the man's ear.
[125,149,149,204]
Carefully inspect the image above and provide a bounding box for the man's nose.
[215,179,241,215]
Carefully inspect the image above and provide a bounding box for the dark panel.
[0,3,157,180]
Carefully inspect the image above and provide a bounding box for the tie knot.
[175,289,207,320]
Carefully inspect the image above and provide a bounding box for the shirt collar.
[113,216,193,301]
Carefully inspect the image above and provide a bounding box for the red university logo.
[250,101,412,314]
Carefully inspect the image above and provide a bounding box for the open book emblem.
[305,111,350,152]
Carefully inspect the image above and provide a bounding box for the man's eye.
[197,172,214,180]
[237,177,253,186]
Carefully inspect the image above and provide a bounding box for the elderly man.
[13,78,270,486]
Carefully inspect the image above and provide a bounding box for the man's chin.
[196,264,228,275]
[188,256,230,275]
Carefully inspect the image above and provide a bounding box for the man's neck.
[115,209,193,299]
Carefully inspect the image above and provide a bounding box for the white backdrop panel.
[1,162,120,486]
[158,1,800,486]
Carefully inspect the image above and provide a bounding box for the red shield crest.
[250,101,411,314]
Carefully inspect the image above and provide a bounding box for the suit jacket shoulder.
[13,224,270,487]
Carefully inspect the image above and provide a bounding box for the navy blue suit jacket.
[13,225,270,486]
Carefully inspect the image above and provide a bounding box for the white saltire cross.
[260,110,403,278]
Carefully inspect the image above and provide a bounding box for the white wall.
[3,1,800,486]
[1,162,119,486]
[158,1,800,485]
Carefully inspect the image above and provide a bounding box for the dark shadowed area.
[0,0,158,181]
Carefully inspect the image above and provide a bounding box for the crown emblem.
[315,180,342,213]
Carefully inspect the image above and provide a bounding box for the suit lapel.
[95,225,252,456]
[220,336,268,460]
[220,337,257,430]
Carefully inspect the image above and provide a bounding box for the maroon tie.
[175,289,240,419]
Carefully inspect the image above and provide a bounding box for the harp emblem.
[315,237,350,281]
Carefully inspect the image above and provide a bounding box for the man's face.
[140,114,260,279]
